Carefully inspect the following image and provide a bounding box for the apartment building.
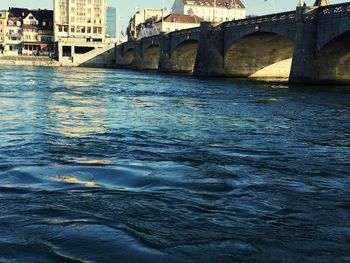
[172,0,246,23]
[5,15,23,55]
[22,10,54,56]
[54,0,107,43]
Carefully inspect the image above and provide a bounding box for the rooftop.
[183,0,245,8]
[159,13,204,24]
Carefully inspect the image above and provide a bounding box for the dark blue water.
[0,66,350,262]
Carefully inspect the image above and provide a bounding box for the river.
[0,66,350,262]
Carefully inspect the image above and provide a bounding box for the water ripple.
[0,66,350,262]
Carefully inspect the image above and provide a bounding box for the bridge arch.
[224,32,294,78]
[122,47,134,65]
[314,30,350,83]
[141,44,161,70]
[169,39,199,73]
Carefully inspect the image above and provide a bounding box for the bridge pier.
[290,7,319,84]
[115,2,350,85]
[158,36,173,73]
[130,42,142,70]
[194,22,225,77]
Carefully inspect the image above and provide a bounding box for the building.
[127,8,170,41]
[54,0,115,66]
[106,6,116,38]
[0,10,9,53]
[314,0,330,6]
[5,10,23,55]
[155,13,203,34]
[54,0,107,43]
[172,0,246,23]
[22,10,54,56]
[136,13,203,39]
[2,8,54,56]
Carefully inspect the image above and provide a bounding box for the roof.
[8,7,28,18]
[8,8,53,30]
[314,0,330,6]
[160,13,204,24]
[182,0,245,8]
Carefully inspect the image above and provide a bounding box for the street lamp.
[298,0,304,7]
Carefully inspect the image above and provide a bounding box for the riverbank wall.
[0,56,60,67]
[0,43,116,68]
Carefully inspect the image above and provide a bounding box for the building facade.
[2,8,54,56]
[54,0,107,43]
[172,0,246,23]
[127,8,170,40]
[106,6,116,38]
[5,16,22,55]
[0,10,9,53]
[22,10,54,56]
[155,14,203,34]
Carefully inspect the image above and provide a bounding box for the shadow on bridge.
[315,31,350,83]
[124,49,134,65]
[166,40,199,73]
[141,45,161,70]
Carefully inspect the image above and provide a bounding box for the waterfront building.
[172,0,246,23]
[127,8,170,40]
[5,10,23,56]
[54,0,115,66]
[53,0,107,43]
[0,10,9,54]
[22,10,54,56]
[1,8,54,56]
[106,6,116,38]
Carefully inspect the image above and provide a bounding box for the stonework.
[114,2,350,84]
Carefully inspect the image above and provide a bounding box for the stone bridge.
[115,3,350,84]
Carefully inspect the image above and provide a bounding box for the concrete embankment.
[0,56,60,67]
[0,44,116,68]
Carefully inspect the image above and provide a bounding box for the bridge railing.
[319,2,350,17]
[223,11,295,28]
[141,34,163,42]
[169,27,201,37]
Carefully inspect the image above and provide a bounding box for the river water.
[0,66,350,262]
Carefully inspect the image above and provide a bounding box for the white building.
[155,13,203,34]
[5,17,22,55]
[138,13,203,39]
[172,0,246,23]
[54,0,107,43]
[127,8,170,40]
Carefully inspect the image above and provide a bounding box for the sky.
[0,0,344,34]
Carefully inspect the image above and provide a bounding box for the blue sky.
[0,0,344,32]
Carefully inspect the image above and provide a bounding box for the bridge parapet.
[319,3,350,17]
[169,27,201,38]
[223,11,295,28]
